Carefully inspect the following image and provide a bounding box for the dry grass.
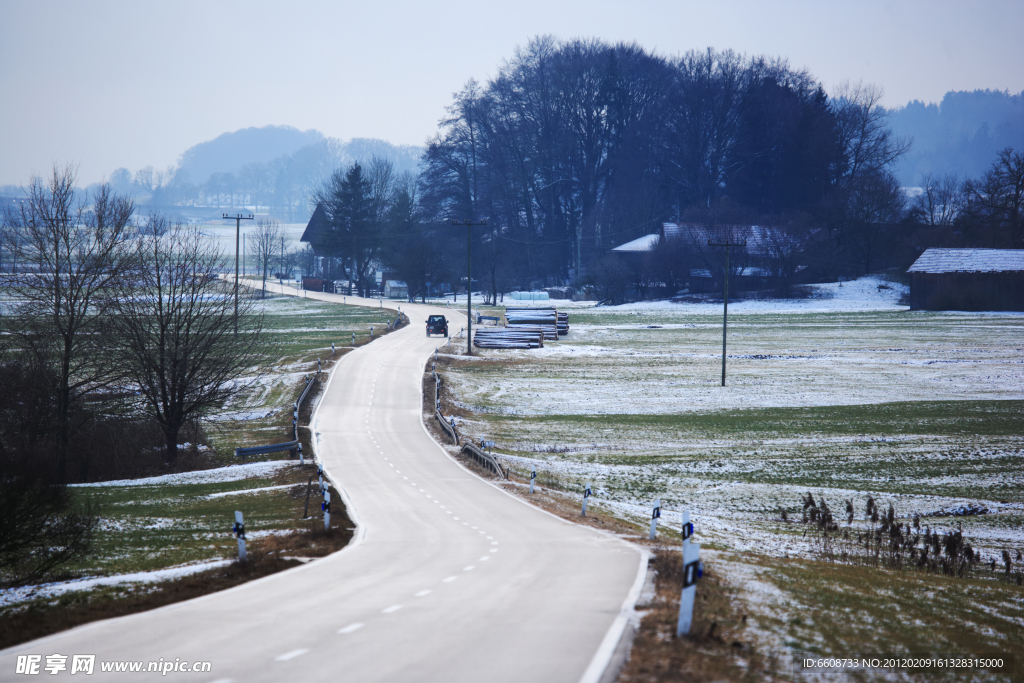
[620,548,780,683]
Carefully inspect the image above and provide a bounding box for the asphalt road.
[1,287,646,682]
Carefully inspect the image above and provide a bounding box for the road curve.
[1,286,645,682]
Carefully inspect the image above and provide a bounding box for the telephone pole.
[225,213,254,335]
[707,239,746,386]
[450,219,486,355]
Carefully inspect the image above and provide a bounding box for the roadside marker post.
[370,326,374,338]
[529,470,536,494]
[352,332,355,346]
[676,511,703,637]
[318,465,324,492]
[581,481,592,517]
[233,511,247,561]
[297,442,304,465]
[317,358,321,374]
[322,490,331,529]
[649,498,662,540]
[331,342,335,355]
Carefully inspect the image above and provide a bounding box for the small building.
[907,248,1024,311]
[384,280,408,299]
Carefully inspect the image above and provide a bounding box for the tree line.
[1,166,263,585]
[357,37,1018,303]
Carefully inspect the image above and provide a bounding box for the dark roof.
[907,248,1024,274]
[300,202,330,244]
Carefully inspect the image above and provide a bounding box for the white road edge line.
[576,546,651,683]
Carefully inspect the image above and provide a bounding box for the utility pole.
[450,219,486,355]
[225,213,254,335]
[707,239,746,386]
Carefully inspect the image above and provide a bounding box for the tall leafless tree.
[114,219,264,463]
[1,165,135,482]
[248,217,281,298]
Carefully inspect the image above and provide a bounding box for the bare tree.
[1,165,135,482]
[248,217,281,298]
[913,172,963,226]
[114,219,264,463]
[830,82,912,189]
[960,148,1024,246]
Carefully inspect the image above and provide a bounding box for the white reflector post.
[676,541,701,636]
[234,511,247,562]
[581,481,592,517]
[649,498,661,540]
[323,490,331,529]
[529,470,536,495]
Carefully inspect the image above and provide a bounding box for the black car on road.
[426,315,448,337]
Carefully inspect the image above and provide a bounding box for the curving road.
[1,287,645,682]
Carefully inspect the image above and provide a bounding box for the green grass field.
[434,291,1024,680]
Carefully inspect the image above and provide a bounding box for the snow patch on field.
[0,560,232,609]
[72,460,295,488]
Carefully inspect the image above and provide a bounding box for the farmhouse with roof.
[907,248,1024,311]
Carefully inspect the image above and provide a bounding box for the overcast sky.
[2,0,1022,186]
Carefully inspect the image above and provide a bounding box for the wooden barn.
[907,248,1024,311]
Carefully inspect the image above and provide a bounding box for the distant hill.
[177,125,325,184]
[887,89,1024,186]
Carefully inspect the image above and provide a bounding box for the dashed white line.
[480,556,490,561]
[275,649,309,662]
[337,623,364,634]
[463,565,475,571]
[489,549,498,553]
[414,589,432,597]
[382,605,403,614]
[491,541,498,545]
[442,576,458,583]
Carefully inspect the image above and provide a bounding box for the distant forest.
[887,89,1024,186]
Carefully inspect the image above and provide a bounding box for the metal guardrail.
[432,370,507,480]
[461,442,507,479]
[293,375,317,441]
[235,374,319,463]
[235,440,300,459]
[436,409,459,445]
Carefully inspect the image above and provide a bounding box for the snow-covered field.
[440,277,1024,560]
